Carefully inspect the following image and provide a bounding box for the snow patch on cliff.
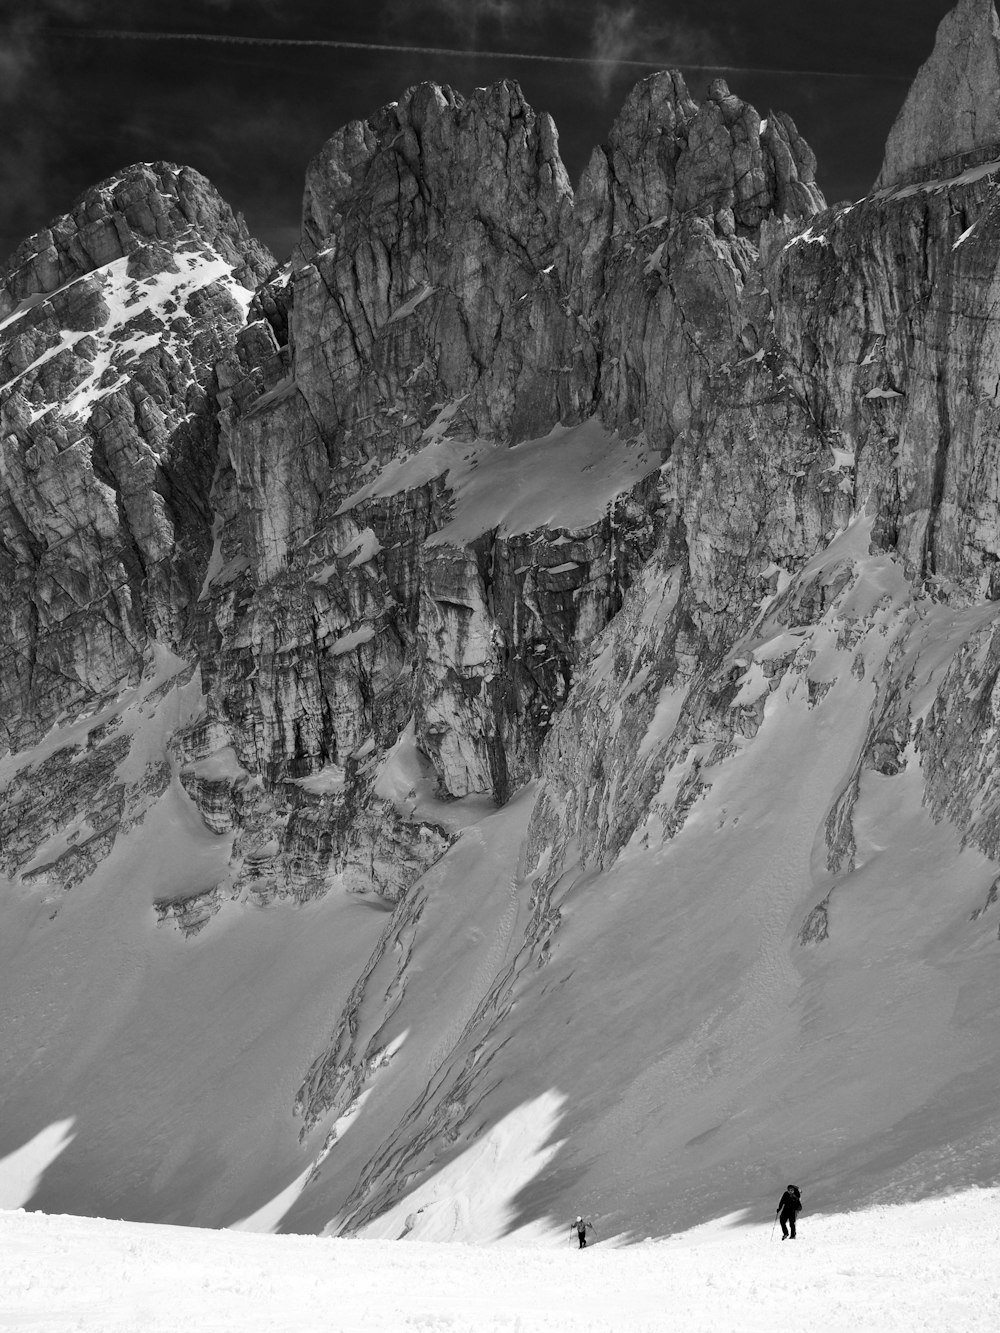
[375,721,497,831]
[336,417,659,543]
[10,247,255,425]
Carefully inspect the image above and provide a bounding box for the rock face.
[146,70,822,919]
[0,163,272,754]
[0,165,274,905]
[10,1,1000,1239]
[876,0,1000,188]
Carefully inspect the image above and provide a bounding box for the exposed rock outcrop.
[165,70,826,916]
[0,71,829,921]
[1,162,268,317]
[0,164,273,753]
[876,0,1000,189]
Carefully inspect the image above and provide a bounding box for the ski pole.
[770,1215,777,1242]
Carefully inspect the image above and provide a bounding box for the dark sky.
[2,1,955,266]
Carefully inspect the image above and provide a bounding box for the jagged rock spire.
[876,0,1000,189]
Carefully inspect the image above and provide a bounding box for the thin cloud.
[42,26,906,81]
[589,4,722,98]
[411,0,519,42]
[45,26,688,68]
[0,12,62,259]
[0,14,40,103]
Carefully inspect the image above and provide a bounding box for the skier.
[571,1215,596,1248]
[776,1185,802,1239]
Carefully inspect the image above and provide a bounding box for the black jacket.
[777,1190,802,1216]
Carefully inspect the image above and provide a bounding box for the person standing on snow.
[776,1185,802,1239]
[571,1216,596,1248]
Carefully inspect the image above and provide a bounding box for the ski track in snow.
[3,1189,1000,1331]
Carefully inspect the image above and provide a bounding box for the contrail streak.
[46,28,907,82]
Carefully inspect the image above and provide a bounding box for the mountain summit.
[877,0,1000,188]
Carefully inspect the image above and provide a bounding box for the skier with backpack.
[776,1185,802,1239]
[571,1215,596,1248]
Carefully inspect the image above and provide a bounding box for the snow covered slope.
[0,653,387,1226]
[271,518,1000,1241]
[3,1189,1000,1332]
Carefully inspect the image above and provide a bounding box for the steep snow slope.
[266,519,1000,1240]
[0,658,387,1226]
[4,494,997,1243]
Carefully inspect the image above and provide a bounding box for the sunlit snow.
[2,1189,999,1331]
[8,246,255,425]
[0,1121,76,1211]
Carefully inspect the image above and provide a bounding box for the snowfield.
[4,522,1000,1250]
[2,1189,999,1331]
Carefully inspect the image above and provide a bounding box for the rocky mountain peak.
[574,69,822,259]
[300,79,572,263]
[676,77,822,233]
[1,162,270,322]
[0,161,273,753]
[876,0,1000,189]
